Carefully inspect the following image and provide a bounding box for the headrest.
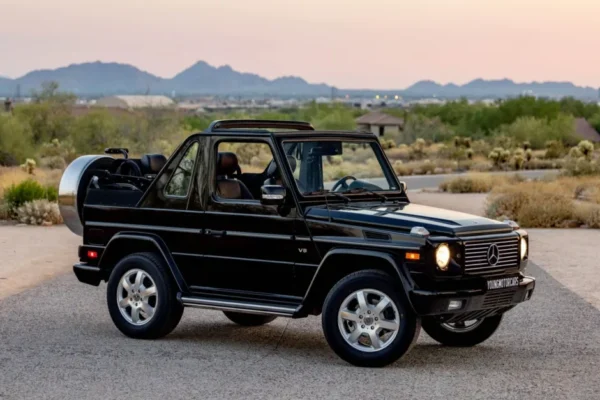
[266,155,297,177]
[141,154,167,174]
[217,152,240,176]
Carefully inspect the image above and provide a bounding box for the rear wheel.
[322,270,420,367]
[422,315,503,347]
[223,312,277,326]
[107,252,183,339]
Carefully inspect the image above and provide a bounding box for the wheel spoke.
[130,307,140,323]
[368,330,381,349]
[378,319,399,332]
[348,327,363,344]
[140,303,154,319]
[140,285,156,297]
[373,297,390,315]
[118,297,130,308]
[356,290,368,312]
[121,279,131,294]
[133,271,143,291]
[340,309,361,323]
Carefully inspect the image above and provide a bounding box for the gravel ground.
[0,225,79,300]
[0,263,598,400]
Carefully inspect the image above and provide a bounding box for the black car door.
[193,136,301,299]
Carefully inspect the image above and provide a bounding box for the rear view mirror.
[261,185,286,206]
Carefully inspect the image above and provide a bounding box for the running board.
[179,295,298,316]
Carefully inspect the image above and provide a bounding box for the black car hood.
[305,202,512,237]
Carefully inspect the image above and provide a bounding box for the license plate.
[487,277,519,290]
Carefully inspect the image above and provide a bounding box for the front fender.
[99,231,189,293]
[298,248,416,316]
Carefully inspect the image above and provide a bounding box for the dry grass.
[439,173,525,193]
[0,167,62,199]
[484,176,600,228]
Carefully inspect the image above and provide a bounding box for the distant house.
[95,95,174,109]
[356,112,404,137]
[574,118,600,143]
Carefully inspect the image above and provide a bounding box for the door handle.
[205,229,226,238]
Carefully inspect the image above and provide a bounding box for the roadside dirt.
[0,225,79,300]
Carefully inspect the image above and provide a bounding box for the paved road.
[1,262,598,400]
[400,169,558,190]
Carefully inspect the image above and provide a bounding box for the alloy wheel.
[337,288,400,352]
[116,269,158,326]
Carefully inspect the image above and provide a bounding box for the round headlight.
[435,244,451,271]
[520,237,528,260]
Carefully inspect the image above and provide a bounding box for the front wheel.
[422,314,503,347]
[322,270,420,367]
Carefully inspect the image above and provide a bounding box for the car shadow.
[162,320,532,369]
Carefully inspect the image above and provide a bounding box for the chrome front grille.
[464,235,520,274]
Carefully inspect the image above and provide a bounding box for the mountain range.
[0,61,597,99]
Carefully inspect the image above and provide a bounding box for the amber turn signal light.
[405,252,420,261]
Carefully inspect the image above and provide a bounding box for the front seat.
[264,155,297,186]
[216,152,253,200]
[141,154,167,176]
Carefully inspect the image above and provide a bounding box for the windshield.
[282,140,399,195]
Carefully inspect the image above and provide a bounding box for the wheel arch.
[98,232,188,293]
[298,248,415,316]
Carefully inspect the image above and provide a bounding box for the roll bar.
[206,120,314,132]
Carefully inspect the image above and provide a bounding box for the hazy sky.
[1,0,599,88]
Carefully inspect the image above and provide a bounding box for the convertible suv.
[59,119,534,367]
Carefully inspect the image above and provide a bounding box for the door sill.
[179,294,299,316]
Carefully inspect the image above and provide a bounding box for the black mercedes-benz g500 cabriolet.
[59,119,534,367]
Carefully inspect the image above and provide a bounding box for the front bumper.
[409,275,535,318]
[73,262,103,286]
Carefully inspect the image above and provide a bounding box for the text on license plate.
[487,277,519,290]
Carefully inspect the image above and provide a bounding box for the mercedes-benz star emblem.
[487,244,500,265]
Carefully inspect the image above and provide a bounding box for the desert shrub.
[393,160,412,176]
[512,149,525,170]
[575,204,600,228]
[576,140,595,160]
[544,140,564,159]
[0,151,18,167]
[409,138,427,159]
[40,156,67,170]
[488,147,510,168]
[439,174,494,193]
[20,158,36,175]
[3,179,58,213]
[0,115,35,164]
[525,158,563,170]
[486,182,575,228]
[384,145,411,161]
[15,199,63,226]
[0,201,9,220]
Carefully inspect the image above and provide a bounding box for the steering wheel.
[331,175,357,192]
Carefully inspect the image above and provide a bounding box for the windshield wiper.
[305,189,351,203]
[343,187,388,202]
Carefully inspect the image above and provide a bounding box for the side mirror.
[400,181,407,192]
[261,185,286,206]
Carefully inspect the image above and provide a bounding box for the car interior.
[215,152,297,200]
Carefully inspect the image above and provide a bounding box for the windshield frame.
[279,137,403,200]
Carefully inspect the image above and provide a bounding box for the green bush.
[3,179,58,213]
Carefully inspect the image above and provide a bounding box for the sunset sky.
[1,0,599,88]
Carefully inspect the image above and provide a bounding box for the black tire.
[223,312,277,326]
[422,314,503,347]
[107,252,184,339]
[322,270,420,368]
